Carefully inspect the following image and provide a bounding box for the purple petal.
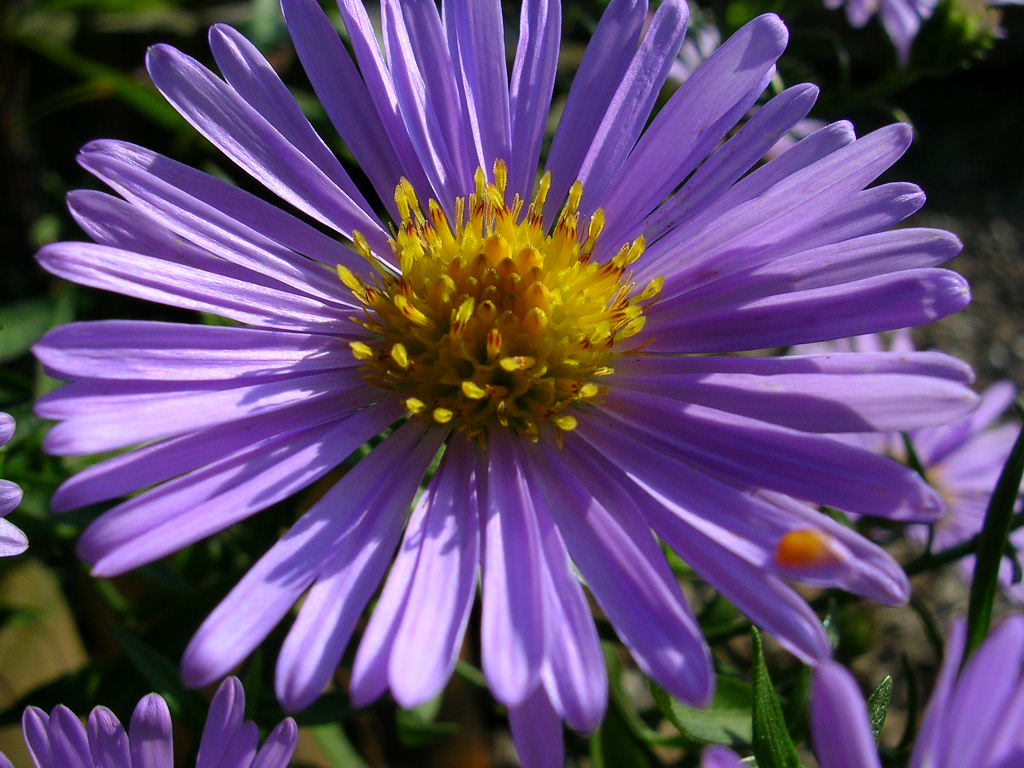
[334,0,436,204]
[644,268,970,354]
[181,420,438,688]
[598,390,943,521]
[572,423,832,663]
[208,24,374,214]
[280,0,406,212]
[387,437,480,708]
[575,0,690,215]
[47,706,93,768]
[533,499,607,731]
[544,0,647,221]
[600,13,784,232]
[508,0,560,201]
[480,429,548,707]
[250,719,298,768]
[609,361,976,433]
[276,424,445,710]
[910,618,966,768]
[39,370,365,456]
[914,380,1017,466]
[145,43,390,255]
[88,708,131,768]
[810,662,883,768]
[508,684,564,768]
[638,83,819,249]
[51,392,362,512]
[75,140,356,268]
[22,708,52,767]
[701,746,746,768]
[0,515,28,558]
[0,412,13,445]
[530,442,711,706]
[35,321,354,382]
[642,124,915,287]
[932,616,1024,766]
[196,678,246,768]
[445,0,511,173]
[36,241,350,333]
[128,694,174,768]
[77,148,364,297]
[381,0,464,206]
[671,228,963,313]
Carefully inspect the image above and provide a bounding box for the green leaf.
[866,675,892,744]
[309,723,367,768]
[0,299,52,363]
[107,621,203,721]
[751,628,800,768]
[966,415,1024,657]
[590,697,650,768]
[651,675,752,748]
[395,692,459,747]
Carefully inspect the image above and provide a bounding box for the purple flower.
[0,677,297,768]
[34,0,976,763]
[0,412,27,557]
[825,0,937,65]
[812,616,1024,768]
[703,615,1024,768]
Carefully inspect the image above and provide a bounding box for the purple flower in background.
[703,615,1024,768]
[0,412,27,557]
[810,616,1024,768]
[0,677,297,768]
[809,331,1024,598]
[825,0,937,65]
[34,0,976,762]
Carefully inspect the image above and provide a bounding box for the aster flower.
[702,615,1024,768]
[809,331,1024,598]
[0,412,27,557]
[34,0,976,763]
[0,676,297,768]
[825,0,937,65]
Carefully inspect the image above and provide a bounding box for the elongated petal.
[532,442,712,705]
[128,695,173,768]
[87,708,131,768]
[508,0,560,200]
[811,663,883,768]
[508,684,564,768]
[182,421,437,687]
[599,390,943,520]
[146,44,390,255]
[481,429,548,706]
[387,437,480,708]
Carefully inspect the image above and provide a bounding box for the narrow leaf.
[866,675,892,744]
[751,628,799,768]
[966,415,1024,657]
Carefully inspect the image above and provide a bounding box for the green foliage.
[751,629,800,768]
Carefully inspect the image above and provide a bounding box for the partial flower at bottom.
[0,412,27,557]
[0,677,296,768]
[703,615,1024,768]
[33,0,977,764]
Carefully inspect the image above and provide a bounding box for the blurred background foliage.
[0,0,1022,765]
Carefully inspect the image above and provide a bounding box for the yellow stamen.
[336,163,659,442]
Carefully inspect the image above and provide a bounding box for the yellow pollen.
[340,160,661,441]
[774,529,840,569]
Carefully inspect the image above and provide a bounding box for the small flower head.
[2,677,296,768]
[0,412,26,557]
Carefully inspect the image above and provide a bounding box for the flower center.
[339,161,661,443]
